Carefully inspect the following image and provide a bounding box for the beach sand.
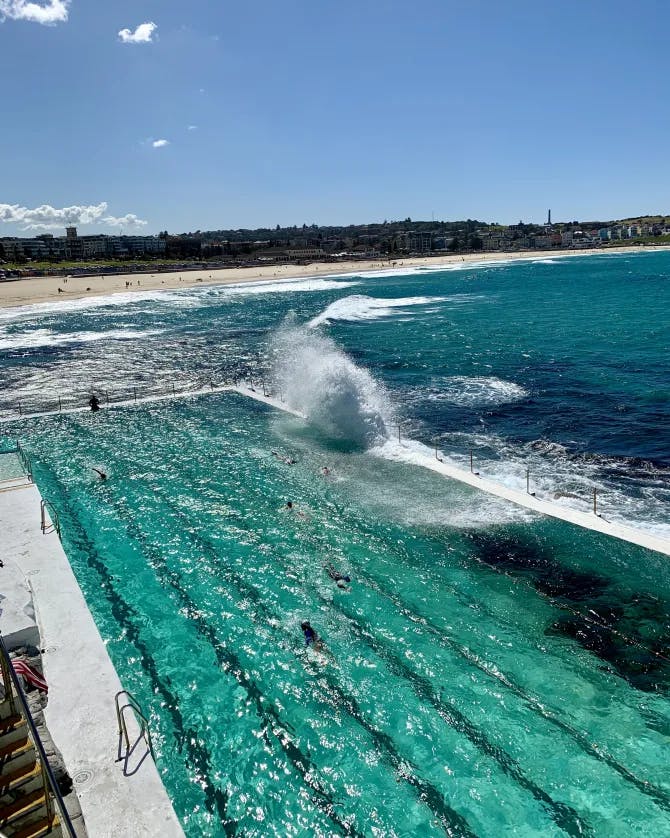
[0,246,663,309]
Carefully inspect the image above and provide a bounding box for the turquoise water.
[1,252,669,835]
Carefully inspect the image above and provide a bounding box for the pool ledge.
[0,484,185,838]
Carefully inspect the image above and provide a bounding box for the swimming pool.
[2,252,669,835]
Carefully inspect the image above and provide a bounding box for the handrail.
[114,689,155,772]
[40,498,61,537]
[0,634,77,838]
[15,440,33,482]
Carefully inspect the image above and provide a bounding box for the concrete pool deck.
[0,483,185,837]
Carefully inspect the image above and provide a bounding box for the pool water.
[10,393,670,837]
[2,251,669,835]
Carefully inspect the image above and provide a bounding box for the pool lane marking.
[118,474,478,838]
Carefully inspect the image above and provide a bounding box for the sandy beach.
[0,245,664,309]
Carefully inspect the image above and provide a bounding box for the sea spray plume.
[270,318,393,447]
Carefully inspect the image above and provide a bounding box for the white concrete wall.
[0,485,184,838]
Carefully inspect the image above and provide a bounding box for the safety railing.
[1,376,248,421]
[0,634,77,838]
[3,377,609,518]
[40,498,61,537]
[114,690,155,776]
[418,433,609,518]
[15,440,33,482]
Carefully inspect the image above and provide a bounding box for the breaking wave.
[270,320,393,447]
[307,294,447,327]
[0,328,159,352]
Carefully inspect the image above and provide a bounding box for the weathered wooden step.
[6,813,61,838]
[0,788,47,827]
[0,715,28,748]
[0,761,41,795]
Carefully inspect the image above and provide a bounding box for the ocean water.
[1,252,669,836]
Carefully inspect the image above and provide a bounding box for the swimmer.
[321,466,331,477]
[92,468,107,480]
[89,394,100,412]
[300,621,322,650]
[325,563,351,589]
[285,501,308,519]
[272,451,297,465]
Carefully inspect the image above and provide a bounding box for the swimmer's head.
[300,621,311,631]
[286,501,293,509]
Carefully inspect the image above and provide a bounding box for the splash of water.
[270,320,393,447]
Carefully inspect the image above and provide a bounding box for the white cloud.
[118,21,156,44]
[0,202,147,230]
[152,139,169,148]
[0,0,69,24]
[187,125,197,131]
[103,213,147,228]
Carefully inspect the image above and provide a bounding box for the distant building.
[0,227,166,263]
[407,232,432,253]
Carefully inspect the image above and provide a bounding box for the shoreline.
[1,245,667,310]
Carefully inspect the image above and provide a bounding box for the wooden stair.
[0,696,62,838]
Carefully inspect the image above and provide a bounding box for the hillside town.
[2,213,670,276]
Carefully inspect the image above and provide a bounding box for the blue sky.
[1,0,670,235]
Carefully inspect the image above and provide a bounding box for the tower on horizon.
[547,209,551,225]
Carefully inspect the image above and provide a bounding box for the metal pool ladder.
[114,690,155,777]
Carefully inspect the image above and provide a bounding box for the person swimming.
[92,467,107,480]
[325,563,351,589]
[300,621,321,649]
[273,451,297,465]
[89,394,100,412]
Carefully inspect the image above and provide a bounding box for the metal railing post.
[133,386,137,403]
[593,488,598,515]
[58,396,62,413]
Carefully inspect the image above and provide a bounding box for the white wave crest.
[0,291,190,323]
[0,328,158,351]
[426,376,529,407]
[270,321,393,447]
[308,294,447,327]
[203,277,359,299]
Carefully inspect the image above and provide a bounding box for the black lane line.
[106,488,368,838]
[52,496,236,835]
[349,565,670,815]
[185,471,668,823]
[117,481,477,838]
[300,505,670,814]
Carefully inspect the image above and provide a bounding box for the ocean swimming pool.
[1,252,669,835]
